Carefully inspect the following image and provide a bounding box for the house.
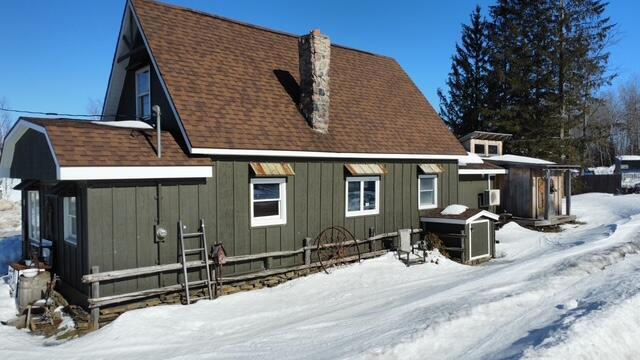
[459,131,578,227]
[0,0,470,310]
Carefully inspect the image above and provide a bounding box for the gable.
[10,128,57,180]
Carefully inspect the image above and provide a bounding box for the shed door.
[469,220,490,260]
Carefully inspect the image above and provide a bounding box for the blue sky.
[0,0,638,120]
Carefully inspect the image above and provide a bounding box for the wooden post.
[544,169,551,220]
[565,170,572,216]
[264,257,273,270]
[89,266,100,331]
[304,238,312,265]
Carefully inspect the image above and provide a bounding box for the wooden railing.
[81,229,422,329]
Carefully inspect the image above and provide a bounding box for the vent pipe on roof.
[298,29,330,134]
[153,105,161,158]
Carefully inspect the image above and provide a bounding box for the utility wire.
[0,107,141,120]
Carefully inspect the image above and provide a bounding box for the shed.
[614,155,640,192]
[420,206,499,264]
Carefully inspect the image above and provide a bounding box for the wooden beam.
[565,170,572,215]
[82,260,205,284]
[89,266,100,330]
[117,46,146,64]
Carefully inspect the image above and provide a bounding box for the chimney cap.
[311,28,321,36]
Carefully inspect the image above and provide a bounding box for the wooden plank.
[113,187,137,294]
[216,161,235,274]
[281,173,296,266]
[179,183,201,282]
[332,163,344,228]
[82,260,207,283]
[384,164,394,233]
[402,163,411,228]
[320,162,333,230]
[160,185,180,286]
[307,162,321,238]
[394,163,403,230]
[294,162,308,264]
[89,266,100,330]
[266,227,281,267]
[250,228,266,271]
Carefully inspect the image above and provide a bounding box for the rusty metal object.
[314,226,361,274]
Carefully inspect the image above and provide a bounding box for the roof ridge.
[134,0,393,60]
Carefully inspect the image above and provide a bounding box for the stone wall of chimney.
[298,29,330,133]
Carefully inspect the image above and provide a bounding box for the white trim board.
[459,169,507,175]
[59,166,212,180]
[0,119,61,178]
[192,147,470,161]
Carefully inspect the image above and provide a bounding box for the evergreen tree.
[438,6,490,136]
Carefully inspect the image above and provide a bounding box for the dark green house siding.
[10,129,57,180]
[83,159,459,297]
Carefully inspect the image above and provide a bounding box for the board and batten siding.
[85,159,458,297]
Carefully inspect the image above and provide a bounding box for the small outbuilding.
[615,155,640,193]
[420,205,499,264]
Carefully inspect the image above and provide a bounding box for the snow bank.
[440,204,468,215]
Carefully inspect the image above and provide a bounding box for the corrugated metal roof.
[250,162,295,176]
[418,163,444,173]
[345,163,388,175]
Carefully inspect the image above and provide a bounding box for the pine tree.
[437,6,490,136]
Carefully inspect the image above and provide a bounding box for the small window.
[136,66,151,119]
[28,191,40,242]
[63,197,78,246]
[474,143,486,155]
[250,178,286,227]
[345,177,380,217]
[418,175,438,210]
[488,145,499,155]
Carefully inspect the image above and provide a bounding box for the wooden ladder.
[178,219,214,304]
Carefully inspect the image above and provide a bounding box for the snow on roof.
[487,154,555,165]
[459,152,485,165]
[441,204,469,216]
[588,166,615,175]
[617,155,640,161]
[91,120,154,130]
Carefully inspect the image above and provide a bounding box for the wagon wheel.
[314,226,361,274]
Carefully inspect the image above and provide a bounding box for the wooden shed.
[420,206,499,264]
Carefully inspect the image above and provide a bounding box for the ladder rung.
[183,280,211,289]
[183,232,203,238]
[183,248,205,255]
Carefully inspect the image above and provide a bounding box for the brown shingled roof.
[24,118,210,167]
[131,0,466,156]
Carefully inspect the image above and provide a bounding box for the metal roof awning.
[13,180,38,191]
[345,163,388,176]
[418,163,444,174]
[250,162,295,177]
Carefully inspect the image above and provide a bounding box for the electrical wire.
[0,107,141,120]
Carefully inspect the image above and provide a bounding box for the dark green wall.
[84,159,459,297]
[11,129,56,180]
[458,175,497,213]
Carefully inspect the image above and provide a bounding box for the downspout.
[153,105,161,158]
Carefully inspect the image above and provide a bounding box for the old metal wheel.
[314,226,361,274]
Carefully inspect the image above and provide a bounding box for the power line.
[0,107,141,119]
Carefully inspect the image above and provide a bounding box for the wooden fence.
[81,229,422,330]
[573,174,621,195]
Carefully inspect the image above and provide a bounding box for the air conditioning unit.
[482,189,500,206]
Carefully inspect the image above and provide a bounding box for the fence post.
[264,257,273,270]
[89,266,100,331]
[304,238,312,265]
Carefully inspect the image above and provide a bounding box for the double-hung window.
[418,175,438,210]
[135,66,151,120]
[250,178,287,227]
[63,197,77,246]
[28,191,40,242]
[345,177,379,217]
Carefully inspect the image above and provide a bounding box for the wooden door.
[536,177,545,218]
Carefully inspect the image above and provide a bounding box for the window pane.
[420,190,434,205]
[140,95,151,118]
[474,144,485,154]
[137,70,149,94]
[253,201,279,218]
[363,181,376,210]
[253,183,280,200]
[488,145,499,154]
[69,197,76,216]
[347,181,361,212]
[420,178,434,191]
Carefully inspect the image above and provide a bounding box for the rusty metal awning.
[418,163,444,174]
[250,162,295,177]
[345,163,388,176]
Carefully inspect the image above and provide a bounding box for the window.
[28,191,40,242]
[135,66,151,119]
[488,144,499,155]
[63,197,77,246]
[474,143,486,155]
[250,178,286,227]
[418,175,438,210]
[345,177,380,217]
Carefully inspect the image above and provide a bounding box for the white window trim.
[63,197,78,246]
[345,176,380,217]
[135,66,151,120]
[418,175,438,210]
[250,178,287,227]
[27,190,40,242]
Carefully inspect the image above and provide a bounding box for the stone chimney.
[298,29,330,133]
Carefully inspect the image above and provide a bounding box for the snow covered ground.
[1,193,640,359]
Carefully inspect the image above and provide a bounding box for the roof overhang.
[459,168,508,175]
[420,210,499,225]
[0,119,212,181]
[192,147,470,161]
[459,131,513,143]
